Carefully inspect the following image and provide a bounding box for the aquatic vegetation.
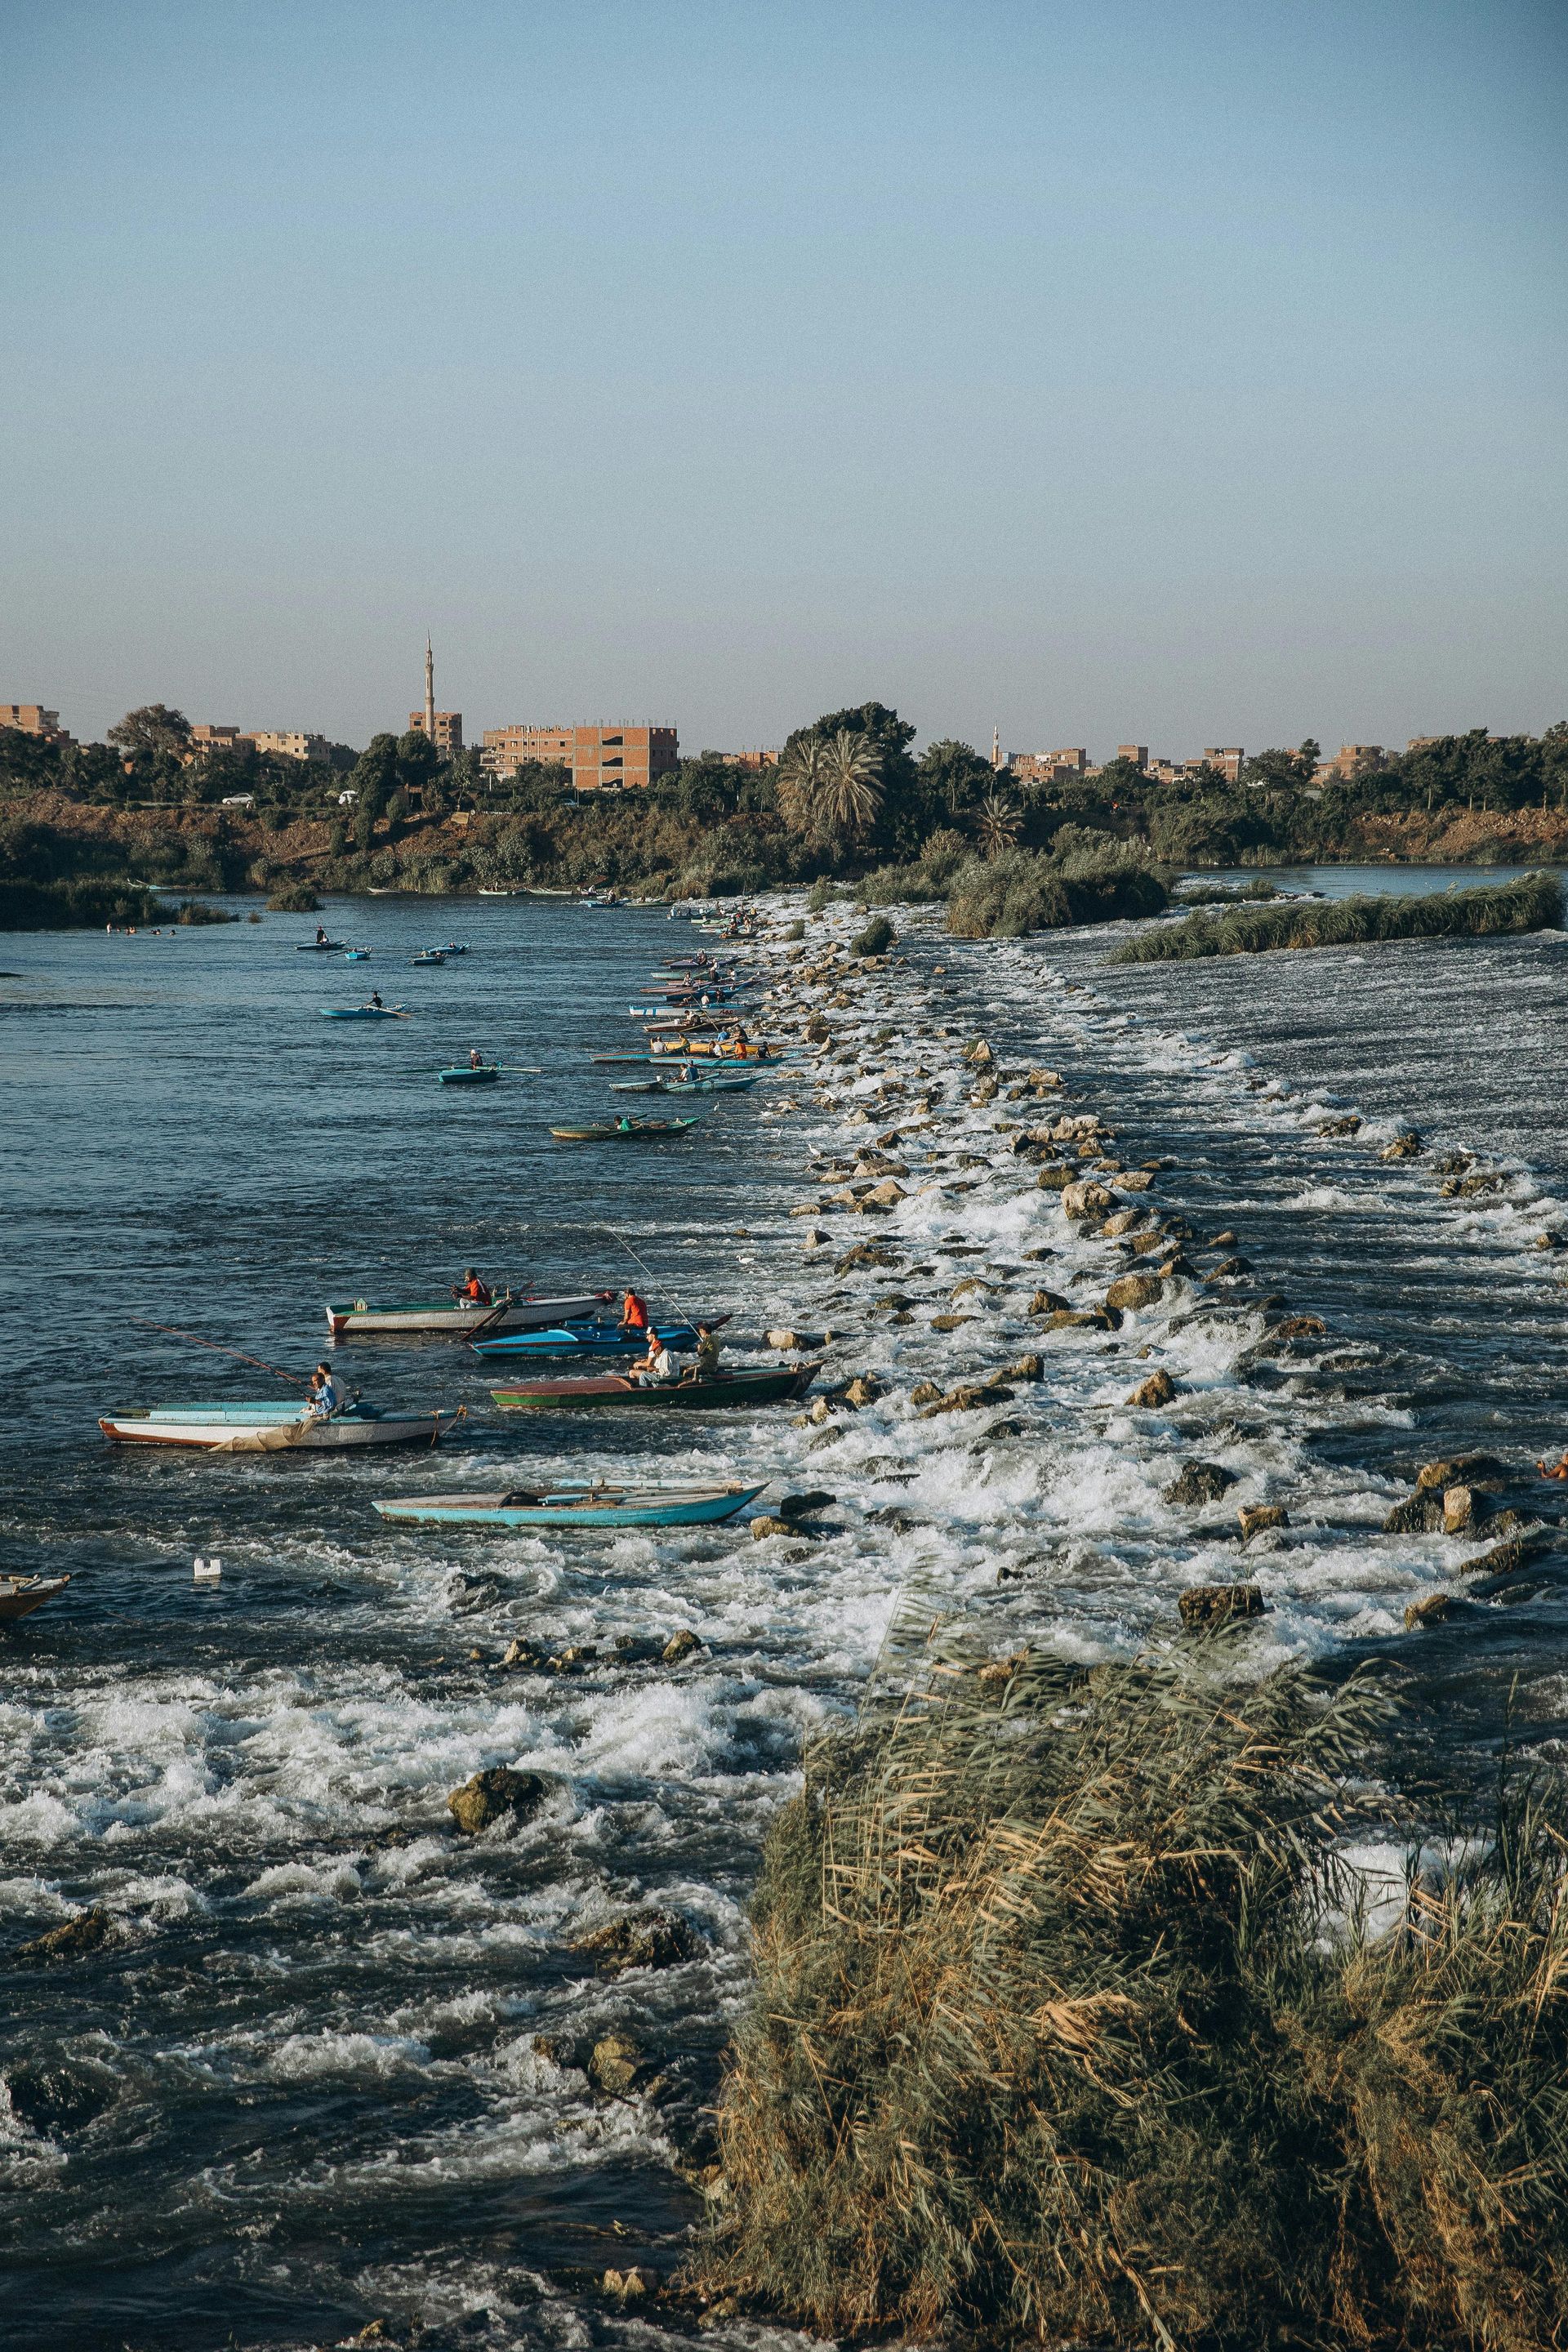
[947,844,1168,938]
[1112,871,1563,961]
[694,1635,1568,2346]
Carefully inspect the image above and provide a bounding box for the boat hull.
[100,1406,459,1450]
[374,1481,764,1529]
[471,1317,720,1358]
[326,1293,607,1337]
[490,1365,820,1412]
[0,1575,70,1623]
[438,1066,500,1085]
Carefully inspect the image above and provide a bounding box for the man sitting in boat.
[631,1336,679,1386]
[369,991,385,1010]
[467,1047,486,1069]
[619,1288,650,1333]
[315,924,328,945]
[305,1364,341,1421]
[452,1268,492,1306]
[693,1322,722,1377]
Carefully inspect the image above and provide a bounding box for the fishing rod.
[128,1318,311,1390]
[596,1223,702,1335]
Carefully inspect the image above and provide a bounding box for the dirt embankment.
[12,791,479,883]
[1346,807,1568,863]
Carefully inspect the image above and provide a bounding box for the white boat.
[99,1401,461,1451]
[324,1291,610,1338]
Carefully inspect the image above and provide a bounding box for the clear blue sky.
[3,0,1564,757]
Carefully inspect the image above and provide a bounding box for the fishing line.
[128,1318,310,1388]
[595,1222,702,1335]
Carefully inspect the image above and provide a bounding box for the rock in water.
[1104,1272,1163,1312]
[1165,1461,1238,1507]
[662,1628,702,1664]
[1414,1452,1508,1492]
[15,1908,114,1964]
[1383,1491,1446,1535]
[1405,1592,1456,1629]
[590,2031,653,2096]
[573,1908,703,1974]
[447,1766,551,1836]
[1126,1368,1175,1409]
[1238,1503,1290,1539]
[1178,1583,1265,1630]
[1061,1179,1118,1220]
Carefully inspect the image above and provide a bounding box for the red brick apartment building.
[408,710,464,755]
[0,702,73,747]
[480,724,678,791]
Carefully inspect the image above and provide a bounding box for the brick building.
[1317,744,1386,781]
[408,709,464,755]
[0,702,73,747]
[1006,747,1089,785]
[189,724,243,755]
[481,724,678,792]
[247,729,332,763]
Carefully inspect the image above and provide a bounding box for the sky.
[2,0,1565,759]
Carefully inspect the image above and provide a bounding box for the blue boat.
[471,1316,721,1358]
[322,1005,410,1020]
[344,948,372,961]
[374,1480,764,1529]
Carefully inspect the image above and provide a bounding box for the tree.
[107,704,191,759]
[396,728,439,795]
[814,732,884,845]
[973,791,1022,858]
[777,737,827,837]
[915,739,994,826]
[349,732,399,850]
[1241,742,1321,790]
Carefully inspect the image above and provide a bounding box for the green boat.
[550,1116,703,1140]
[489,1363,821,1413]
[439,1063,501,1085]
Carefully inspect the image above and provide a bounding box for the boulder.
[1238,1503,1290,1540]
[573,1908,703,1975]
[777,1490,835,1519]
[662,1629,702,1664]
[929,1313,977,1332]
[1036,1165,1074,1191]
[1027,1288,1073,1316]
[1003,1354,1044,1382]
[1126,1368,1175,1409]
[910,1381,942,1406]
[835,1241,902,1274]
[1272,1315,1326,1339]
[842,1375,881,1408]
[15,1908,114,1965]
[1164,1461,1238,1508]
[1458,1532,1544,1579]
[1027,1068,1062,1089]
[1117,1170,1155,1192]
[964,1038,994,1066]
[920,1382,1017,1418]
[1441,1485,1484,1535]
[950,1276,997,1301]
[1383,1492,1445,1535]
[1404,1592,1455,1630]
[1178,1583,1265,1630]
[1104,1272,1163,1313]
[550,1644,598,1674]
[1062,1180,1117,1220]
[1414,1453,1509,1492]
[1207,1256,1251,1279]
[1380,1131,1424,1160]
[1316,1115,1362,1137]
[766,1327,801,1350]
[500,1637,546,1670]
[590,2031,653,2096]
[448,1767,551,1836]
[1102,1209,1146,1237]
[862,1178,907,1209]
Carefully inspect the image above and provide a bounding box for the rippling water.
[3,880,1566,2350]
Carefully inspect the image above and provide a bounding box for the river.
[2,874,1565,2350]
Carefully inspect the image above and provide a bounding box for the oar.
[128,1317,311,1389]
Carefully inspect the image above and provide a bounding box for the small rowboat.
[326,1291,609,1338]
[490,1364,821,1414]
[321,1005,410,1020]
[0,1574,70,1624]
[99,1402,461,1450]
[550,1116,704,1141]
[609,1073,758,1094]
[410,951,447,967]
[345,948,372,960]
[297,940,346,951]
[472,1316,724,1358]
[375,1481,764,1530]
[438,1063,501,1085]
[436,942,469,955]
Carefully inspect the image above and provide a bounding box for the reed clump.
[947,843,1168,938]
[1112,871,1563,963]
[692,1639,1568,2348]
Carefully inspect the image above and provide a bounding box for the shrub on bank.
[1112,871,1563,962]
[947,845,1168,938]
[0,876,165,929]
[693,1638,1568,2347]
[265,883,321,911]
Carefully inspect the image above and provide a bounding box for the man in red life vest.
[452,1267,492,1306]
[620,1287,650,1334]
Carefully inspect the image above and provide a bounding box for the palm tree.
[974,791,1021,858]
[777,737,826,837]
[814,731,884,844]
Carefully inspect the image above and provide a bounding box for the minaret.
[992,725,1001,770]
[424,637,436,742]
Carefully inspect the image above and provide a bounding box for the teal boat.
[439,1063,501,1085]
[374,1479,765,1529]
[322,1005,410,1020]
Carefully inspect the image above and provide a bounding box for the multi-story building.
[1316,744,1386,781]
[189,724,243,755]
[0,702,73,747]
[712,748,779,769]
[1201,746,1246,784]
[1006,747,1089,786]
[245,730,332,763]
[408,709,463,755]
[481,724,678,791]
[1116,744,1149,768]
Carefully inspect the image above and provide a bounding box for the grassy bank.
[0,876,167,929]
[693,1638,1568,2346]
[1111,870,1562,962]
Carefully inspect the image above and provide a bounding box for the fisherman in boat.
[315,924,328,945]
[368,991,384,1010]
[619,1288,650,1334]
[305,1363,341,1421]
[467,1047,486,1069]
[452,1268,492,1306]
[631,1335,678,1387]
[693,1321,722,1377]
[616,1115,634,1133]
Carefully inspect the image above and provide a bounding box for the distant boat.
[375,1481,765,1530]
[99,1402,461,1451]
[550,1116,705,1141]
[489,1364,821,1414]
[410,951,447,967]
[609,1073,758,1094]
[0,1574,70,1624]
[296,940,346,951]
[477,889,516,897]
[344,948,372,961]
[326,1290,610,1338]
[321,1005,409,1020]
[438,1063,501,1085]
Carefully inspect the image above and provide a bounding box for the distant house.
[220,792,256,808]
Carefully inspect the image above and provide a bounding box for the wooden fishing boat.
[374,1481,765,1530]
[296,940,346,951]
[410,951,447,967]
[321,1005,410,1020]
[99,1401,461,1450]
[472,1316,725,1358]
[550,1116,704,1141]
[490,1363,821,1413]
[0,1574,70,1624]
[609,1073,758,1094]
[648,1036,770,1059]
[326,1290,609,1338]
[438,1063,501,1085]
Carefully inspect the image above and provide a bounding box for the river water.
[2,877,1566,2350]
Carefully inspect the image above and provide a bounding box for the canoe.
[99,1401,462,1450]
[471,1316,725,1357]
[410,951,447,966]
[0,1574,70,1624]
[648,1038,771,1059]
[326,1291,609,1337]
[297,941,346,951]
[435,943,469,955]
[609,1074,757,1094]
[374,1481,765,1530]
[345,948,372,960]
[438,1064,501,1085]
[321,1006,410,1020]
[550,1117,704,1141]
[490,1364,822,1413]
